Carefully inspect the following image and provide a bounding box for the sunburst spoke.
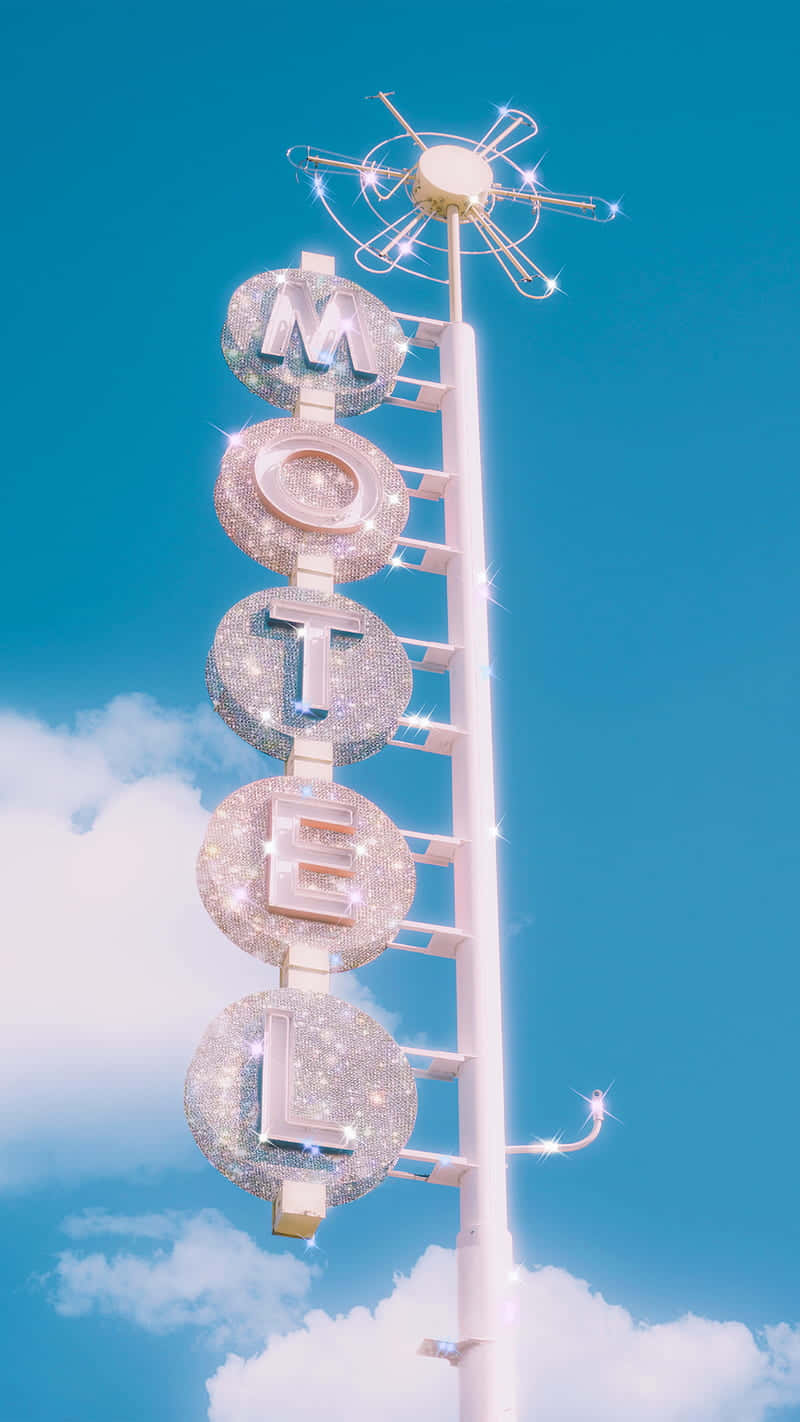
[490,132,540,160]
[309,152,406,182]
[472,214,526,288]
[474,111,507,151]
[475,108,538,158]
[474,212,533,282]
[536,193,595,212]
[379,213,427,259]
[491,182,596,216]
[479,211,548,282]
[374,168,414,202]
[289,98,613,300]
[473,211,554,301]
[367,91,427,150]
[354,208,423,266]
[478,115,525,155]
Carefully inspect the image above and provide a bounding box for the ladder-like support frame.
[279,265,605,1417]
[387,309,604,1421]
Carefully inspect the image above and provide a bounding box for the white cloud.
[205,1244,800,1422]
[49,1208,311,1348]
[61,1209,187,1240]
[0,695,395,1187]
[44,1212,800,1420]
[21,698,800,1422]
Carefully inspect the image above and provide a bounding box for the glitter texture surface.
[206,586,412,765]
[215,418,409,583]
[184,988,417,1206]
[197,776,415,971]
[221,268,405,417]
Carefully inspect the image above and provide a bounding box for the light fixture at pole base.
[272,1181,326,1239]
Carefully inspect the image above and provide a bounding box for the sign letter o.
[253,432,380,534]
[215,417,409,582]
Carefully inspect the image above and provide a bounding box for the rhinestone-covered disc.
[206,586,412,765]
[215,418,409,583]
[184,988,417,1206]
[197,776,415,971]
[221,268,406,417]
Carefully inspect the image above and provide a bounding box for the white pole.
[447,205,464,323]
[441,296,515,1414]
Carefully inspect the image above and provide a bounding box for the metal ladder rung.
[399,636,458,673]
[397,462,455,501]
[402,1046,470,1081]
[389,920,468,959]
[399,828,463,866]
[394,535,458,575]
[386,374,450,412]
[391,1147,471,1187]
[392,311,447,349]
[418,1337,488,1365]
[390,715,464,755]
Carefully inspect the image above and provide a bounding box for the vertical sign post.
[442,316,515,1418]
[187,96,615,1422]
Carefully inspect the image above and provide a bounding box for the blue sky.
[2,0,800,1418]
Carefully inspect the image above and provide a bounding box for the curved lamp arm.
[507,1089,606,1157]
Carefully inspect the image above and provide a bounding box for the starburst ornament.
[288,93,618,306]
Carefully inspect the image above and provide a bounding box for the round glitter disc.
[215,418,409,583]
[184,988,417,1207]
[221,268,406,417]
[197,776,415,971]
[206,585,412,765]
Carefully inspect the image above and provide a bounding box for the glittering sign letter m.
[260,275,378,375]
